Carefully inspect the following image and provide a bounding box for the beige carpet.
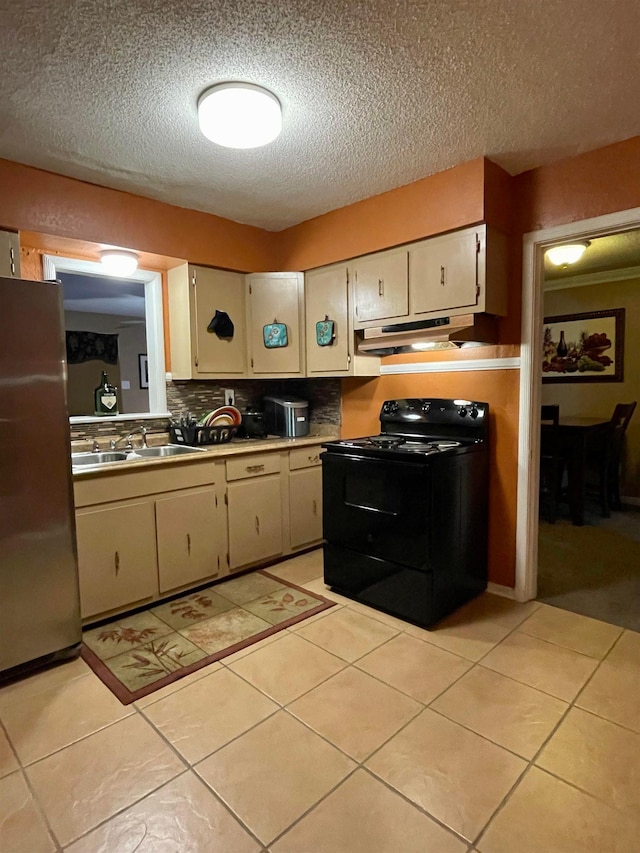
[538,509,640,631]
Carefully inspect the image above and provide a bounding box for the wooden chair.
[607,402,637,510]
[540,404,563,523]
[584,422,613,518]
[583,401,637,516]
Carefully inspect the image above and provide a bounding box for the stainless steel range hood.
[357,313,499,354]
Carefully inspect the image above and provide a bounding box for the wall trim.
[380,357,520,375]
[518,205,640,603]
[544,264,640,292]
[487,582,516,599]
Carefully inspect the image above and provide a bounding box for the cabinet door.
[0,231,20,278]
[289,467,323,548]
[409,229,479,316]
[155,488,225,593]
[247,273,303,375]
[353,248,408,325]
[227,475,283,569]
[305,263,351,374]
[192,266,247,376]
[76,500,157,619]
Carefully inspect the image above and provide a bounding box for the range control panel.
[379,398,489,440]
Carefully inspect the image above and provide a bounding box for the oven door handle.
[344,501,399,517]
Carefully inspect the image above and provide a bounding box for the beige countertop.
[71,433,337,480]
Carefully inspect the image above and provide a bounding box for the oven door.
[322,452,431,570]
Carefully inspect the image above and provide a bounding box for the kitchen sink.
[71,444,207,470]
[71,451,128,466]
[126,445,208,458]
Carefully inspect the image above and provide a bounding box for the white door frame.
[515,205,640,602]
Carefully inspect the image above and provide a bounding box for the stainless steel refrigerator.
[0,276,82,678]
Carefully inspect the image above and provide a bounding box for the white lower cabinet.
[76,499,158,619]
[288,446,323,548]
[226,453,284,569]
[155,487,225,593]
[75,444,326,621]
[289,467,323,548]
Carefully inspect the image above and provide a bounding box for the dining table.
[541,416,612,525]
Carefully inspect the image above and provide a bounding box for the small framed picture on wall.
[138,353,149,389]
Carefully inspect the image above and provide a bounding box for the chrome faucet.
[110,426,148,450]
[92,439,100,452]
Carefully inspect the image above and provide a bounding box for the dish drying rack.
[169,421,237,446]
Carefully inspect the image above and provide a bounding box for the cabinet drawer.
[226,453,281,481]
[289,446,322,470]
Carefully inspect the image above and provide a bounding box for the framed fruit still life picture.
[542,308,624,383]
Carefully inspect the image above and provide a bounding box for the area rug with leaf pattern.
[81,570,335,704]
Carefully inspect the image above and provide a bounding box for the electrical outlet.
[224,389,235,406]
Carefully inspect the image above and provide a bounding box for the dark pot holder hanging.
[263,322,288,348]
[207,309,235,339]
[316,317,336,347]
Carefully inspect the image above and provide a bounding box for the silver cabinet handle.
[114,551,120,576]
[186,533,191,556]
[246,464,265,473]
[255,516,260,534]
[378,278,384,296]
[308,454,319,463]
[440,266,446,286]
[312,499,318,516]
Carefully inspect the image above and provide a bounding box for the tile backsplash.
[70,378,341,442]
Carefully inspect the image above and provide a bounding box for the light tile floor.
[1,548,639,852]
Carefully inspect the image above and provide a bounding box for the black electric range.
[321,398,490,628]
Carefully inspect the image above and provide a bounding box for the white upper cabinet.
[352,246,409,326]
[0,230,20,278]
[246,272,304,376]
[409,225,507,319]
[168,263,246,379]
[305,262,379,377]
[166,224,507,380]
[305,263,350,374]
[350,224,507,329]
[409,226,481,316]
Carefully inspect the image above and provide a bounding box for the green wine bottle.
[94,371,119,416]
[556,330,568,358]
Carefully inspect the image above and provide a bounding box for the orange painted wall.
[514,136,640,234]
[276,159,486,270]
[341,370,520,588]
[0,158,277,272]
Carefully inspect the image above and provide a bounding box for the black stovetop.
[323,398,489,461]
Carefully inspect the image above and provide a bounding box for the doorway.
[516,206,640,626]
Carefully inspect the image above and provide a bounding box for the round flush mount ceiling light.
[197,82,282,149]
[99,250,139,277]
[545,241,590,267]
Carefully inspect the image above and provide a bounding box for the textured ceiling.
[1,0,639,231]
[544,230,640,282]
